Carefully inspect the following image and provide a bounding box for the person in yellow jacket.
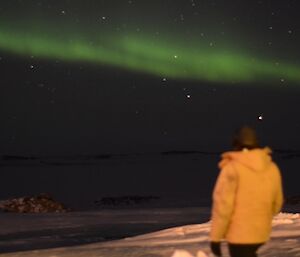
[210,126,284,257]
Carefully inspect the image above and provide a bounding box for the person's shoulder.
[218,150,239,169]
[269,162,281,174]
[219,162,238,181]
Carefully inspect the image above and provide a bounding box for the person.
[209,126,284,257]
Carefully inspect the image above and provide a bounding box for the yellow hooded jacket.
[210,147,283,244]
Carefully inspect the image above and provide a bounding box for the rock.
[94,195,160,207]
[0,193,68,213]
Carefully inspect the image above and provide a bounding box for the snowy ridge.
[1,212,299,257]
[272,212,300,225]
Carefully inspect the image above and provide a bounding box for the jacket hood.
[219,147,272,172]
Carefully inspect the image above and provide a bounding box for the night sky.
[1,0,300,155]
[0,1,300,204]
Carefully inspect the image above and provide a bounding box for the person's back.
[210,126,284,257]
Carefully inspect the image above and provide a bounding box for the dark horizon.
[1,148,299,211]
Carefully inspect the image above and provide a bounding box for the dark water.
[0,152,219,210]
[1,150,298,210]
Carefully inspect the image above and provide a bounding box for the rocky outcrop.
[0,193,68,213]
[94,195,160,207]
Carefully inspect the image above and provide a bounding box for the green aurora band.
[0,26,300,84]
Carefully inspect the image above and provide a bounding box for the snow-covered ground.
[0,207,211,253]
[0,210,299,257]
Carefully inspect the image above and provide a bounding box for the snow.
[0,211,299,257]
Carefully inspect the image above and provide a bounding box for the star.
[258,115,263,121]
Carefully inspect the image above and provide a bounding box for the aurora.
[0,25,299,84]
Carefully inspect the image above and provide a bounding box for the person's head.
[232,126,260,151]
